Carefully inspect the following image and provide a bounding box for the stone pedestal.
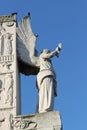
[14,111,62,130]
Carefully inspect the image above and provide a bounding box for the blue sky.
[0,0,87,130]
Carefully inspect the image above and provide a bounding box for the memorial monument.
[0,13,62,130]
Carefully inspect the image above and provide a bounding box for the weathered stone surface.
[14,111,62,130]
[0,13,16,22]
[0,13,20,130]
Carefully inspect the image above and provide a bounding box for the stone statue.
[36,43,62,113]
[17,13,62,113]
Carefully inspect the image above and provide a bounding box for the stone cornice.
[0,13,17,23]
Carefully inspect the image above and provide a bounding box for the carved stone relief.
[14,120,37,130]
[0,74,14,108]
[0,55,14,63]
[0,23,6,55]
[0,22,13,56]
[0,14,20,130]
[3,33,13,55]
[6,21,14,27]
[0,55,14,74]
[0,112,13,130]
[0,23,6,35]
[4,74,14,106]
[0,113,5,127]
[0,23,14,74]
[5,113,13,130]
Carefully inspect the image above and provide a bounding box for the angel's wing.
[17,13,39,75]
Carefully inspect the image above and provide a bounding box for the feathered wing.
[17,14,39,75]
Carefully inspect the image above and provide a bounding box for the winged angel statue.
[17,13,39,75]
[17,13,62,113]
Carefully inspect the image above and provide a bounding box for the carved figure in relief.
[0,113,5,127]
[0,112,13,129]
[0,23,5,55]
[3,33,13,55]
[6,113,13,129]
[4,74,13,105]
[2,113,13,130]
[0,23,13,56]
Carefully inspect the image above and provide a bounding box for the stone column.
[0,13,21,130]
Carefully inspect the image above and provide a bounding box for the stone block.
[14,111,62,130]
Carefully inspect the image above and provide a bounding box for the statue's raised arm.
[40,43,62,59]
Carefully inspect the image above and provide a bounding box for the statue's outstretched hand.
[55,43,62,57]
[58,43,62,51]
